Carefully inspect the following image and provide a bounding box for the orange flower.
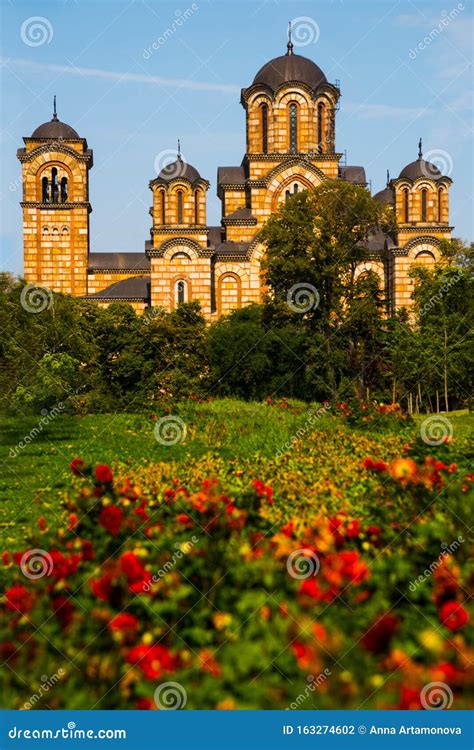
[389,458,417,484]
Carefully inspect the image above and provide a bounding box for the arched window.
[438,188,443,222]
[194,190,200,224]
[51,168,59,204]
[421,189,427,221]
[42,176,49,203]
[293,183,299,194]
[261,103,268,153]
[60,176,68,203]
[289,102,298,153]
[317,102,325,154]
[177,190,183,223]
[160,191,166,224]
[174,279,188,306]
[42,226,49,235]
[218,273,241,315]
[403,188,409,222]
[285,189,291,201]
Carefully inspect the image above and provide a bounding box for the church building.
[17,34,454,318]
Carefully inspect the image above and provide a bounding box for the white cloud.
[342,101,430,120]
[1,57,240,94]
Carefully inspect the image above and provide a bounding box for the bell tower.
[17,98,93,295]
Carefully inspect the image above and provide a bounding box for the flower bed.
[1,421,472,710]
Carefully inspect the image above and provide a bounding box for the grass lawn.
[1,400,472,547]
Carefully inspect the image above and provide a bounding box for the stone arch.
[404,236,442,260]
[217,272,242,316]
[264,162,324,212]
[161,238,202,260]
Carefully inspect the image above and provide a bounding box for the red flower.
[108,613,138,633]
[70,458,85,476]
[399,686,421,709]
[361,613,399,654]
[120,552,145,582]
[49,550,81,579]
[252,479,273,504]
[68,513,78,531]
[91,574,113,601]
[176,514,192,525]
[136,698,154,710]
[280,521,294,538]
[439,601,469,631]
[2,551,9,566]
[95,464,113,484]
[81,540,94,561]
[299,578,320,599]
[99,506,123,536]
[345,519,360,538]
[5,585,32,614]
[362,457,388,472]
[38,516,47,532]
[126,644,176,680]
[52,596,74,627]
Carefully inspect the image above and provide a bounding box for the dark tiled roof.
[88,253,150,271]
[398,158,442,181]
[339,165,366,184]
[214,242,250,258]
[31,118,80,140]
[223,207,257,224]
[88,276,151,300]
[217,166,246,185]
[207,226,224,247]
[157,156,201,183]
[249,53,326,93]
[357,228,395,254]
[373,187,395,205]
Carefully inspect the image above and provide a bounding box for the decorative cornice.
[87,268,149,274]
[398,225,453,232]
[244,152,342,162]
[222,217,257,227]
[149,177,210,190]
[151,226,209,235]
[21,201,92,211]
[215,253,249,262]
[18,143,93,164]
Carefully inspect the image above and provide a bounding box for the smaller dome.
[158,156,201,183]
[373,186,395,205]
[31,117,80,140]
[398,158,442,181]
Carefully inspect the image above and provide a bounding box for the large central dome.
[251,52,327,92]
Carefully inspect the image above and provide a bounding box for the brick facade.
[18,49,453,318]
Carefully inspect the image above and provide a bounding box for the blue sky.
[1,0,472,274]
